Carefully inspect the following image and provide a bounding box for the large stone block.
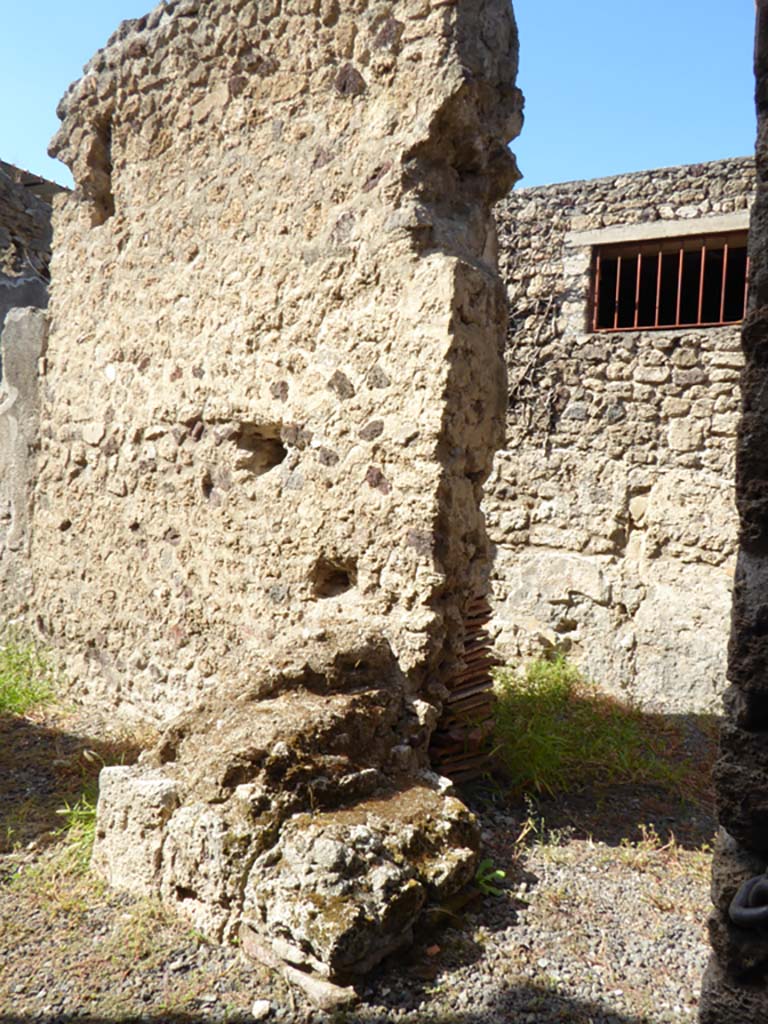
[241,787,476,979]
[92,766,180,896]
[92,646,479,977]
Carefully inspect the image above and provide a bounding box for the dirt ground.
[0,704,718,1024]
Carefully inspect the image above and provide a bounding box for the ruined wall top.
[51,0,522,234]
[0,160,66,205]
[500,155,754,224]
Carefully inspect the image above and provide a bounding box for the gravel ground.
[0,707,716,1024]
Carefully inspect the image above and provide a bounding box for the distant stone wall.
[486,156,755,711]
[0,163,56,616]
[0,308,48,616]
[0,164,55,338]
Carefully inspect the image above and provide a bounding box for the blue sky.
[0,1,757,189]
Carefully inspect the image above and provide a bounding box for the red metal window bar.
[592,231,749,332]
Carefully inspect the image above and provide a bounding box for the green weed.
[475,857,506,897]
[54,790,98,874]
[8,788,100,920]
[0,629,56,715]
[515,794,575,848]
[492,656,683,797]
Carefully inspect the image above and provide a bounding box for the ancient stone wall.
[0,309,48,616]
[0,163,58,616]
[0,163,56,338]
[35,0,521,726]
[33,0,522,990]
[701,5,768,1019]
[487,156,755,711]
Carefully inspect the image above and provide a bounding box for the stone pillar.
[701,4,768,1020]
[34,0,523,993]
[0,308,48,617]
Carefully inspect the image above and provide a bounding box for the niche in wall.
[232,424,288,476]
[311,556,358,598]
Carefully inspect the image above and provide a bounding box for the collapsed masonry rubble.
[701,3,768,1019]
[30,0,523,995]
[489,157,754,712]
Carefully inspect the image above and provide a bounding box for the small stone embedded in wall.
[364,465,391,494]
[358,420,384,441]
[327,370,355,400]
[334,64,367,97]
[366,364,391,389]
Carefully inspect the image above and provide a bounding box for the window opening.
[592,231,748,332]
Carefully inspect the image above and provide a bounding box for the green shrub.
[0,629,56,715]
[492,656,682,797]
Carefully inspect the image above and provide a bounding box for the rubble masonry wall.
[0,164,56,617]
[0,165,53,337]
[487,156,755,710]
[34,0,522,723]
[0,309,48,615]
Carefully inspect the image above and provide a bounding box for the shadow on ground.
[0,708,709,1024]
[464,709,720,852]
[1,668,720,856]
[0,986,654,1023]
[0,704,718,858]
[0,711,148,856]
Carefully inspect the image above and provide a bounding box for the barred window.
[592,232,749,332]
